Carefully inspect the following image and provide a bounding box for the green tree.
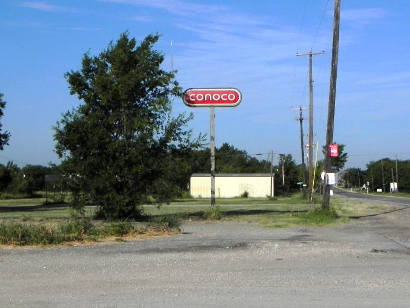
[54,33,200,219]
[0,93,10,150]
[0,164,12,192]
[275,154,299,195]
[322,143,348,171]
[21,165,51,192]
[190,143,270,174]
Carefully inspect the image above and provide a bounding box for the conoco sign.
[183,88,242,107]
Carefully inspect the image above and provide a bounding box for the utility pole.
[391,168,395,192]
[210,107,216,208]
[282,159,285,187]
[358,168,361,188]
[293,106,307,188]
[297,51,324,202]
[322,0,341,209]
[381,159,385,193]
[395,155,399,192]
[270,150,275,198]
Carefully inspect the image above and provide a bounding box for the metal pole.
[210,107,216,208]
[322,0,341,209]
[391,168,395,193]
[381,159,385,193]
[270,150,274,198]
[395,155,399,192]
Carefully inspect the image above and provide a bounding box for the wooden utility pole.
[210,107,216,207]
[293,106,307,187]
[381,159,385,193]
[297,51,324,201]
[395,155,399,192]
[391,168,395,192]
[322,0,341,209]
[270,150,275,198]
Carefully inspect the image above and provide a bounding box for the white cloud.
[132,15,154,23]
[100,0,226,16]
[342,8,386,26]
[20,1,76,13]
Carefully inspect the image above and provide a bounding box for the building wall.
[190,175,272,198]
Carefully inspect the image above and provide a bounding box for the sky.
[0,0,409,169]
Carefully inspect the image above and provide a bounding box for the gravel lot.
[1,192,410,308]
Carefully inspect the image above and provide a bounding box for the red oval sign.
[183,88,242,107]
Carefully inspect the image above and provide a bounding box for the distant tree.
[0,93,11,150]
[0,164,12,192]
[54,33,201,219]
[190,143,270,174]
[21,165,51,192]
[339,168,366,188]
[322,143,348,172]
[366,159,410,192]
[275,154,299,195]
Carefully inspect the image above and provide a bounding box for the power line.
[311,0,331,50]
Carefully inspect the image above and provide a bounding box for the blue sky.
[0,0,409,168]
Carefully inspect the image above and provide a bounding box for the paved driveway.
[1,194,410,307]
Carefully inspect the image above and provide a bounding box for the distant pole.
[281,156,285,187]
[322,0,341,209]
[391,168,395,193]
[297,51,324,201]
[395,155,399,192]
[358,169,361,188]
[293,106,307,186]
[270,150,275,198]
[381,159,385,193]
[210,107,216,208]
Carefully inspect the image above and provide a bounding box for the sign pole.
[182,88,242,208]
[210,107,216,208]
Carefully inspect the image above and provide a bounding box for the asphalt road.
[334,187,410,207]
[1,193,410,308]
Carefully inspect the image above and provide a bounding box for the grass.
[0,217,181,246]
[0,191,399,246]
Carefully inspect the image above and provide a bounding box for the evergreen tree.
[54,33,200,219]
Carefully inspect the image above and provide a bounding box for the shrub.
[301,207,339,225]
[104,222,133,236]
[240,191,249,198]
[149,215,181,230]
[203,206,222,220]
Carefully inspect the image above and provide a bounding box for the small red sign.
[329,144,339,157]
[183,88,242,107]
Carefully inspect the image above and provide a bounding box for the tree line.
[340,159,410,192]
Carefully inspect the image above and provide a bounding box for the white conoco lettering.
[186,90,239,103]
[228,93,235,100]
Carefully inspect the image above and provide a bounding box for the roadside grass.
[330,195,398,217]
[0,192,399,246]
[0,198,46,207]
[146,193,396,228]
[0,215,181,247]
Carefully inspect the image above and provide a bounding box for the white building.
[190,173,273,198]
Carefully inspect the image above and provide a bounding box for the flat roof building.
[190,173,273,198]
